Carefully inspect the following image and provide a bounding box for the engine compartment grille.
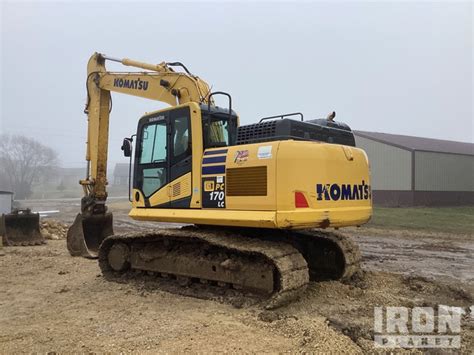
[226,166,267,196]
[236,118,355,146]
[236,121,277,145]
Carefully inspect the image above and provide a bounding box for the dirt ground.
[1,199,473,353]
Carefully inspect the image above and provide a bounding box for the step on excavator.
[67,53,372,307]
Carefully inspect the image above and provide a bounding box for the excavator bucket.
[0,210,45,246]
[67,213,114,258]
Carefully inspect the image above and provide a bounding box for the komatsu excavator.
[67,52,372,307]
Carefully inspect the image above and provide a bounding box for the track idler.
[67,212,114,258]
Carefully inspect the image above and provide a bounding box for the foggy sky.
[1,1,472,169]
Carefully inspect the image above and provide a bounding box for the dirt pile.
[285,271,474,353]
[250,311,363,353]
[40,219,68,240]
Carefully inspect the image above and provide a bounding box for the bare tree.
[0,134,59,199]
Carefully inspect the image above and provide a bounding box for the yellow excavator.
[67,52,372,307]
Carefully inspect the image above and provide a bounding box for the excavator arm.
[67,52,212,257]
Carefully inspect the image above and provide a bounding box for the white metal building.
[0,191,13,214]
[354,131,474,206]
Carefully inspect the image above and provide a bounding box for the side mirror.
[121,138,133,157]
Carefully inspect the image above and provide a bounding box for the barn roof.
[354,131,474,156]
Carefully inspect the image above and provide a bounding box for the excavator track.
[98,227,361,308]
[285,229,362,282]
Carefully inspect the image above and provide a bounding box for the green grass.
[368,206,474,235]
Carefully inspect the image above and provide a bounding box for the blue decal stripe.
[203,156,227,164]
[202,165,226,175]
[204,149,228,156]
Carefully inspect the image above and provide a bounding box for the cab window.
[172,115,190,159]
[139,121,167,196]
[203,116,235,148]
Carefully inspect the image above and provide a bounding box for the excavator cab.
[130,103,237,209]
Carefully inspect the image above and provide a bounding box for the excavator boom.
[68,53,212,257]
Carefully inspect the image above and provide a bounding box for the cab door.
[135,114,170,207]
